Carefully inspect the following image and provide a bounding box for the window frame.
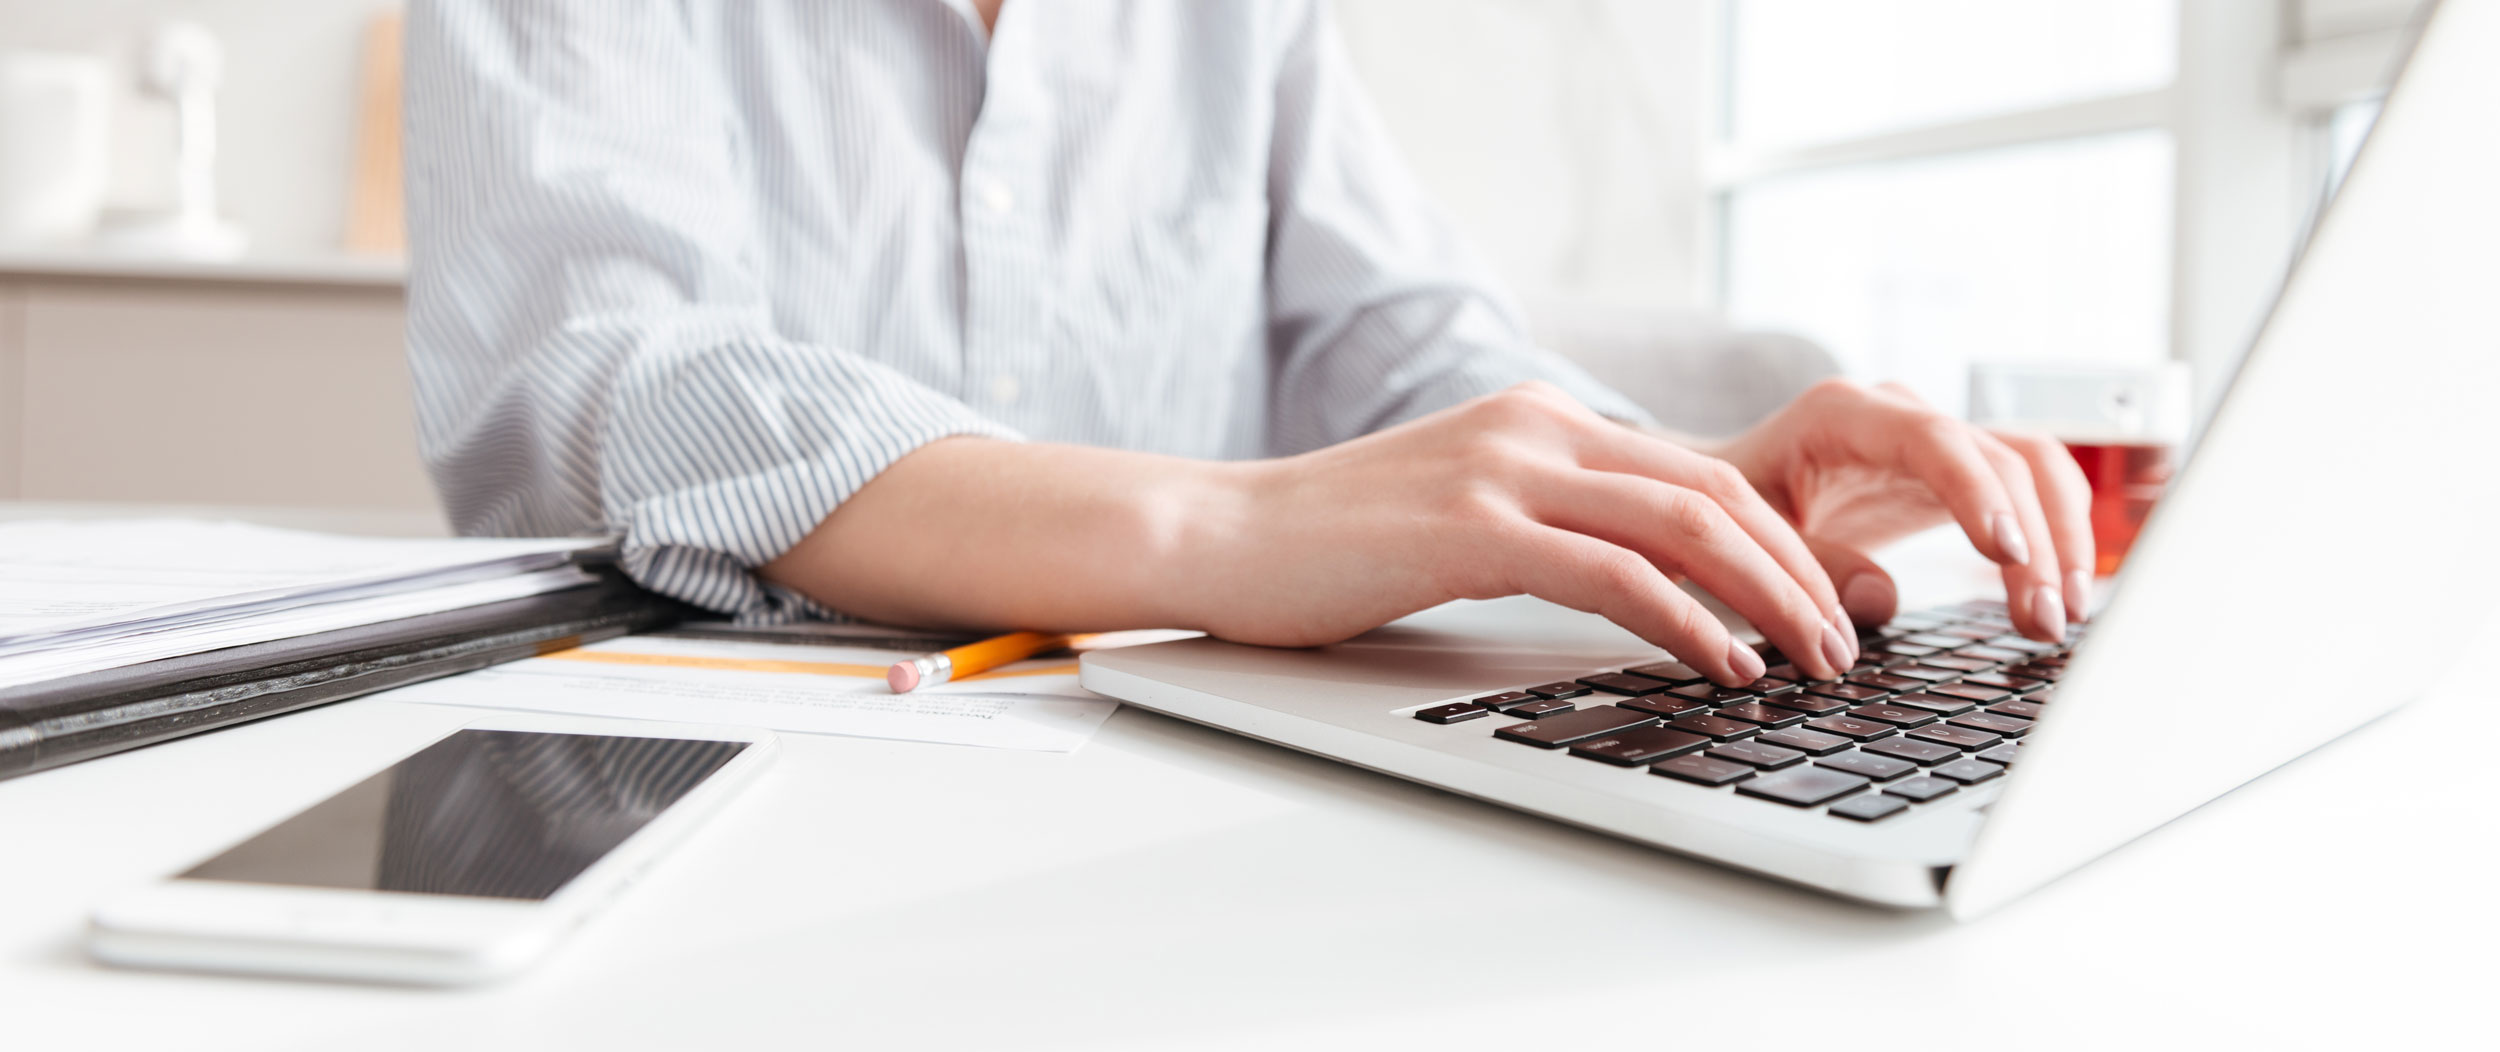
[1697,0,2419,413]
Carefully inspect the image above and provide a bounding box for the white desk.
[2,513,2489,1050]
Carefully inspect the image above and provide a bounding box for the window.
[1707,0,2422,419]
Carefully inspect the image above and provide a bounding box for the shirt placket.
[957,19,1051,424]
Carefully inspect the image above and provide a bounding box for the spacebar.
[1493,706,1659,748]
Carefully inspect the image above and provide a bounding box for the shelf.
[0,247,407,289]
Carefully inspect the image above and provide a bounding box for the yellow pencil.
[887,631,1078,692]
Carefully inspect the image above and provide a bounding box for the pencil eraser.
[886,662,918,693]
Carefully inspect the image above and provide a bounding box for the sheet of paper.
[0,519,598,645]
[391,633,1120,753]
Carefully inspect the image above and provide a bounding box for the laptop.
[1082,0,2500,916]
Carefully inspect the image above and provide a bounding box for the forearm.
[758,437,1256,633]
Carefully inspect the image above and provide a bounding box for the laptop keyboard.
[1409,600,2075,823]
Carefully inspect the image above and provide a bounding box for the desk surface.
[1,509,2488,1050]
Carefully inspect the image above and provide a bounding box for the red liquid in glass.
[2064,440,2172,575]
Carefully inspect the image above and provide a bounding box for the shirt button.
[976,177,1014,215]
[986,373,1022,406]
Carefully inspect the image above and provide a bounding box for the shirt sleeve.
[1261,0,1655,455]
[404,0,1018,621]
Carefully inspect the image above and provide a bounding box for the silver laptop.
[1084,0,2500,916]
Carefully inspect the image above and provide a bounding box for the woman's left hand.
[1702,378,2096,642]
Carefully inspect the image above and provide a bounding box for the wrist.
[1126,455,1273,632]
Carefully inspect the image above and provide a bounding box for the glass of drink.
[1968,361,2191,576]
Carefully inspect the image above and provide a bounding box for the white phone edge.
[85,713,781,986]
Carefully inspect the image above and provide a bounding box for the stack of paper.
[0,520,607,689]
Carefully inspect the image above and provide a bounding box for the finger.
[1506,526,1763,685]
[1854,398,2034,569]
[1566,418,1849,634]
[1527,471,1853,682]
[1973,432,2068,641]
[1995,428,2096,620]
[1805,534,1899,631]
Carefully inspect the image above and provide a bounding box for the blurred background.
[0,0,2422,522]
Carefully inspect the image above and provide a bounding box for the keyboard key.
[1651,753,1755,786]
[1889,665,1960,684]
[1625,660,1707,685]
[1569,726,1711,765]
[1906,724,2003,750]
[2029,687,2058,704]
[1845,704,1938,728]
[1930,758,2007,784]
[1527,681,1594,699]
[1900,632,1972,650]
[1805,715,1896,742]
[1829,793,1912,822]
[1985,636,2062,655]
[1616,695,1711,720]
[1764,662,1804,683]
[1578,673,1670,696]
[1950,711,2035,737]
[1666,713,1762,742]
[1494,705,1658,748]
[1975,742,2024,765]
[1919,655,1996,673]
[1737,766,1871,806]
[1668,683,1758,704]
[1861,737,1961,765]
[2004,662,2063,682]
[1761,692,1848,716]
[1874,641,1940,658]
[1708,740,1807,769]
[1415,702,1490,725]
[1937,624,2001,641]
[1962,672,2042,693]
[1988,699,2046,720]
[1474,691,1536,709]
[1716,702,1809,729]
[1757,727,1855,755]
[1815,750,1915,781]
[1740,677,1800,696]
[1848,672,1928,693]
[1504,698,1577,719]
[1885,693,1977,717]
[1805,682,1889,704]
[1884,775,1960,802]
[1957,645,2031,663]
[1930,682,2012,704]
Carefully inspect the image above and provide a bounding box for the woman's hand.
[1705,378,2095,642]
[1193,382,1860,685]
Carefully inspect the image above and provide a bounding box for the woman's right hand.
[1186,382,1858,685]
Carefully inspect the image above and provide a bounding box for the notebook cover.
[0,567,687,781]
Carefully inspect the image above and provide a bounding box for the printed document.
[392,633,1120,753]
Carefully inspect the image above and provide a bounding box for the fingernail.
[2064,568,2092,622]
[1819,617,1853,679]
[1727,638,1766,683]
[2032,584,2067,643]
[1833,605,1861,663]
[1991,513,2031,566]
[1841,573,1895,625]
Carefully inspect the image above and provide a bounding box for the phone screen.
[179,730,749,901]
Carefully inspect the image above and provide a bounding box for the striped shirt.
[404,0,1649,622]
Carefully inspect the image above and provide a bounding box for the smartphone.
[87,715,777,986]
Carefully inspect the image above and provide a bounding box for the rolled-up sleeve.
[1261,0,1652,454]
[404,0,1016,620]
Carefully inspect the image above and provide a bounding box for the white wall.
[0,0,1708,308]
